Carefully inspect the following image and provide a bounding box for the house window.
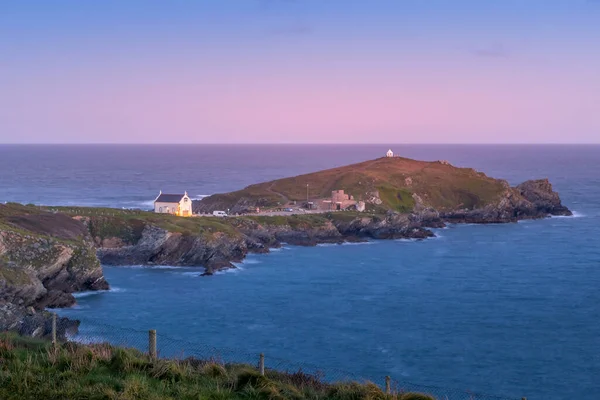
[159,207,162,212]
[184,198,188,202]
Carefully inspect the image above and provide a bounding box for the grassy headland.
[0,332,435,400]
[196,157,508,214]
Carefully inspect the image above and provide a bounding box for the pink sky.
[1,1,599,143]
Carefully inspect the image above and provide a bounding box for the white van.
[212,211,227,217]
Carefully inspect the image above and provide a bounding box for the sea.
[1,144,598,400]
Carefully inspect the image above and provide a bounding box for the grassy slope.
[0,333,435,400]
[44,207,368,243]
[0,203,93,285]
[199,157,508,212]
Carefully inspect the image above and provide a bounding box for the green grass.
[0,333,438,400]
[0,265,33,285]
[376,186,415,213]
[199,157,510,213]
[47,206,242,242]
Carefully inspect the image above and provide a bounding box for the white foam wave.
[551,211,585,219]
[215,267,242,275]
[67,333,107,345]
[180,271,203,277]
[149,265,182,270]
[341,241,375,246]
[395,238,419,243]
[73,287,125,298]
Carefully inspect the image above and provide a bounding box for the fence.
[37,315,526,400]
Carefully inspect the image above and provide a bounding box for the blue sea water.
[2,144,599,399]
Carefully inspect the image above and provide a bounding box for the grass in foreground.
[0,333,435,400]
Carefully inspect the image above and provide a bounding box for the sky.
[0,0,599,144]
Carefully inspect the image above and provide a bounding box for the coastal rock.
[1,204,109,337]
[517,179,572,216]
[441,179,571,223]
[0,301,78,339]
[97,225,249,273]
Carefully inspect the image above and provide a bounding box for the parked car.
[284,208,294,212]
[212,210,227,217]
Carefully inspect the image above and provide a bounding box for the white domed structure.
[386,149,394,158]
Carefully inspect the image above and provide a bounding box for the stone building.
[386,149,394,157]
[329,190,357,210]
[153,191,193,216]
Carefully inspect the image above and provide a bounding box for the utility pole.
[306,184,309,204]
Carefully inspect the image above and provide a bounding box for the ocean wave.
[215,267,242,275]
[115,264,184,270]
[179,271,204,277]
[395,238,419,243]
[67,333,107,345]
[551,211,585,218]
[341,241,375,246]
[73,287,125,298]
[241,258,261,265]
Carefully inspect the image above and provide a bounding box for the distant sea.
[2,144,599,399]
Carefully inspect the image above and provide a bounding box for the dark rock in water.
[517,179,573,216]
[440,179,572,223]
[0,301,79,340]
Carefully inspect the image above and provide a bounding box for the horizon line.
[1,142,600,146]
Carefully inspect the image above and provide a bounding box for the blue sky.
[1,0,599,143]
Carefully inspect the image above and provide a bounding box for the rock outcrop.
[0,204,109,339]
[95,214,435,274]
[440,179,572,223]
[94,178,571,273]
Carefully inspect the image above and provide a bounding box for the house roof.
[155,193,186,203]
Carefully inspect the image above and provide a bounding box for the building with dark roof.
[153,191,193,217]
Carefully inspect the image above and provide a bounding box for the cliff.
[0,203,108,338]
[78,174,569,274]
[68,211,434,274]
[0,159,572,338]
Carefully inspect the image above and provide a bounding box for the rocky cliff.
[0,171,571,339]
[0,204,109,338]
[90,176,570,273]
[91,213,434,274]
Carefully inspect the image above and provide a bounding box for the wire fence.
[25,315,525,400]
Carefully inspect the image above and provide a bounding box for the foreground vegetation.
[0,333,436,400]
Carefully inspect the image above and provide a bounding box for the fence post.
[149,329,157,360]
[259,353,265,376]
[385,376,391,394]
[51,313,57,347]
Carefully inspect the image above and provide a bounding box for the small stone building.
[330,190,357,211]
[386,149,394,158]
[153,191,193,217]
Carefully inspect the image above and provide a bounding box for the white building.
[153,191,193,217]
[386,149,394,158]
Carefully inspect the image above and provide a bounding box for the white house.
[153,191,193,217]
[386,149,394,158]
